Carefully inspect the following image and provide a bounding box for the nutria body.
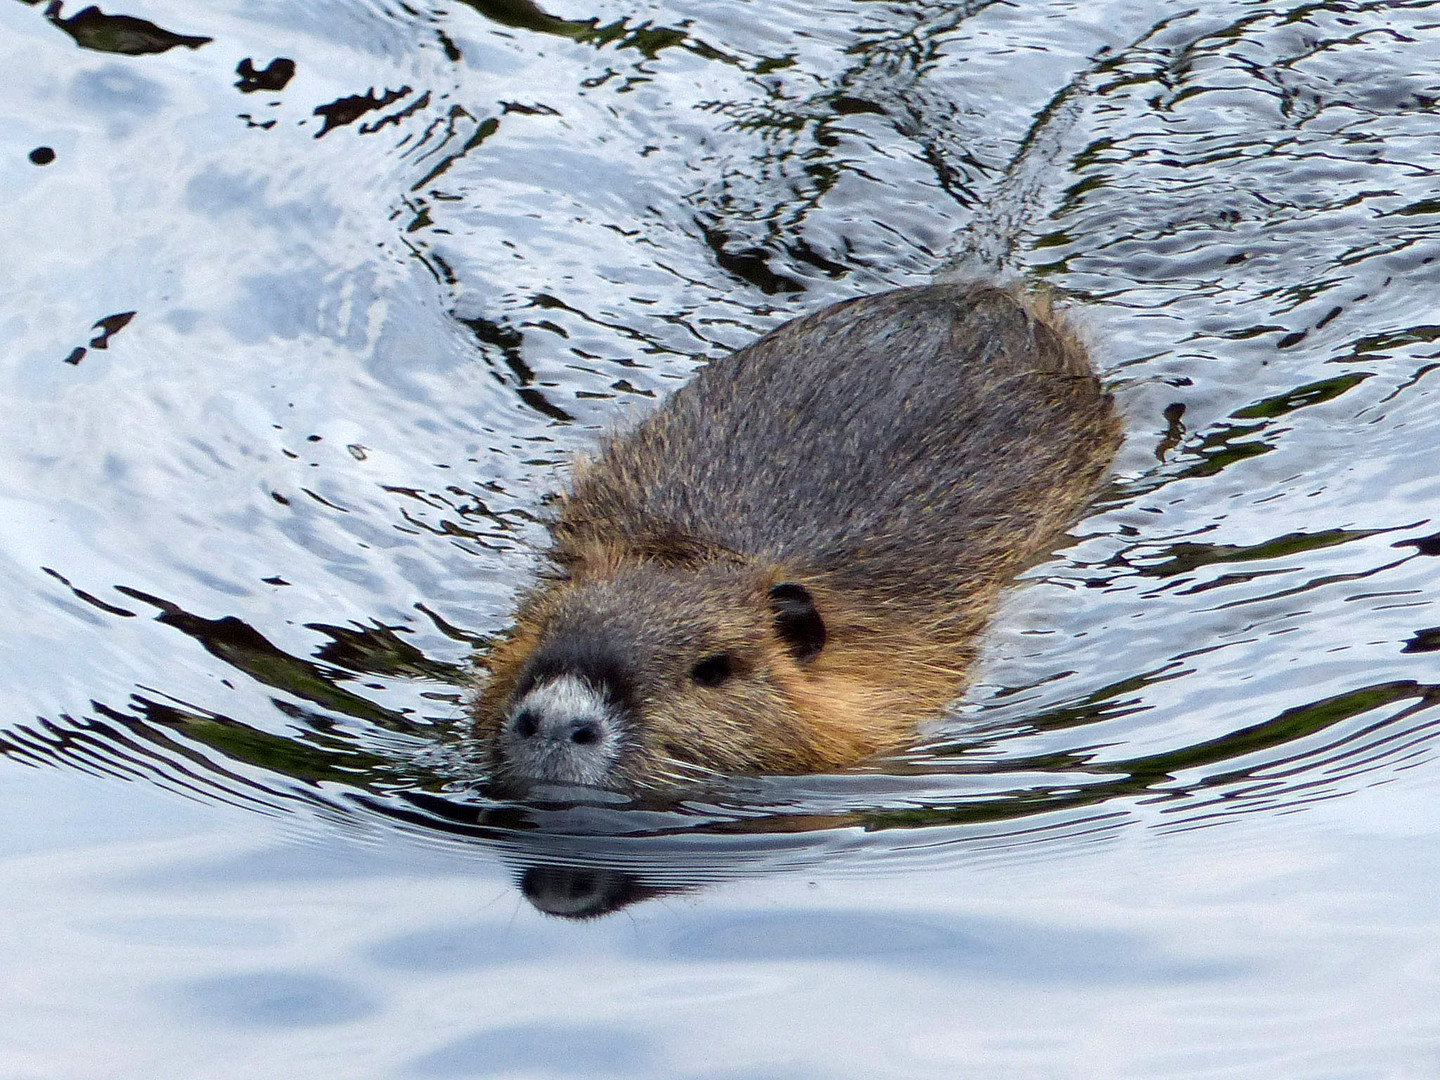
[472,283,1121,792]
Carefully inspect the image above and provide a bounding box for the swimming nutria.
[472,283,1121,792]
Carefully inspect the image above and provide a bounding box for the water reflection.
[44,2,212,56]
[234,57,295,95]
[517,864,672,919]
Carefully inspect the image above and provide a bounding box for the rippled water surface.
[4,0,1440,1075]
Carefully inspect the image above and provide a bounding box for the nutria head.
[472,562,837,792]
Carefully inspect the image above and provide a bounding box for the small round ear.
[768,582,825,662]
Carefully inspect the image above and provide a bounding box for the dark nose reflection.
[518,864,669,920]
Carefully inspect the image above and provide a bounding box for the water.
[3,0,1440,1075]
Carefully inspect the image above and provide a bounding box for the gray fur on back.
[557,283,1119,621]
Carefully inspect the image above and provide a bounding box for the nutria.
[472,283,1121,792]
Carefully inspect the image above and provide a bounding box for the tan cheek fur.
[765,586,981,772]
[636,577,983,778]
[620,605,813,779]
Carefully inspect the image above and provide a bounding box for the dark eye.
[690,654,734,687]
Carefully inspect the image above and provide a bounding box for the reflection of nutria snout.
[472,283,1122,792]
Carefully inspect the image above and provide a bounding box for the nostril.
[499,674,623,786]
[513,709,539,739]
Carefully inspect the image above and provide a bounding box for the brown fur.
[472,284,1122,791]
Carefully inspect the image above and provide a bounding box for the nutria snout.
[472,283,1122,793]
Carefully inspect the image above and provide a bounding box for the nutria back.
[556,284,1118,624]
[475,283,1121,791]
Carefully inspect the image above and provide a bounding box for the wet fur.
[473,283,1122,788]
